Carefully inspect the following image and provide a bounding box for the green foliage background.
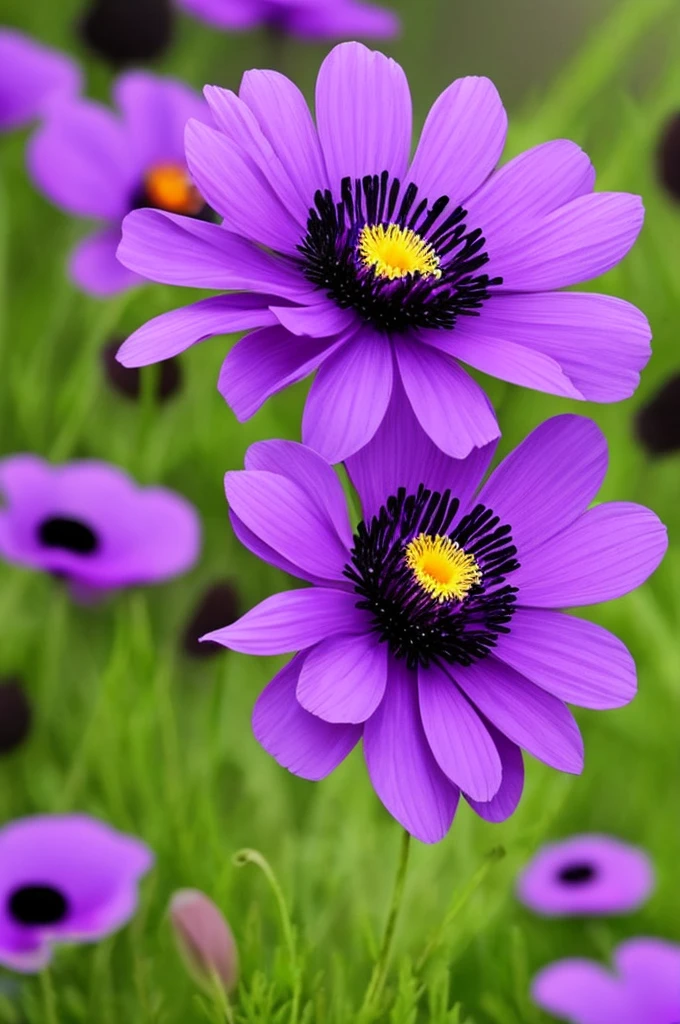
[0,0,679,1020]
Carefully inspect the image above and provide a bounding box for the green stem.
[360,829,412,1014]
[40,970,60,1024]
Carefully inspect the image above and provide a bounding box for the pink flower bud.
[169,889,238,994]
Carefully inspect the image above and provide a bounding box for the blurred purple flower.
[635,372,680,456]
[0,29,81,131]
[0,815,152,973]
[79,0,175,68]
[201,406,666,843]
[517,835,655,917]
[169,889,239,993]
[176,0,399,40]
[118,42,650,463]
[0,454,201,596]
[532,937,680,1024]
[27,71,211,296]
[0,678,32,756]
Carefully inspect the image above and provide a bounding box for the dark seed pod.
[101,341,182,402]
[78,0,175,68]
[657,113,680,201]
[0,678,32,755]
[183,582,240,659]
[635,372,680,456]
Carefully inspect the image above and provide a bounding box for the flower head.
[119,42,650,462]
[0,30,81,131]
[517,835,655,917]
[201,402,667,842]
[176,0,399,41]
[532,938,680,1024]
[0,454,201,596]
[27,71,211,295]
[169,889,239,993]
[0,815,152,973]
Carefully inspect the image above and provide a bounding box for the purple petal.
[395,338,500,458]
[453,658,584,774]
[70,229,142,297]
[616,938,680,1010]
[225,470,349,581]
[465,725,524,823]
[219,325,344,421]
[0,29,81,130]
[230,512,330,587]
[494,610,636,709]
[203,587,364,654]
[363,658,459,843]
[114,71,208,168]
[478,415,608,556]
[271,301,357,338]
[286,2,399,40]
[176,0,262,29]
[532,960,628,1024]
[418,663,502,801]
[117,295,277,367]
[346,377,497,522]
[513,503,667,607]
[407,77,507,205]
[302,329,393,462]
[27,98,136,219]
[315,42,412,186]
[253,654,361,781]
[297,632,388,723]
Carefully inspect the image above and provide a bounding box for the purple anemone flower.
[200,404,667,842]
[27,71,211,296]
[532,938,680,1024]
[175,0,399,41]
[117,42,650,463]
[0,454,201,597]
[517,835,655,917]
[0,30,81,131]
[0,815,152,973]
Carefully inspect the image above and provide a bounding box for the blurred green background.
[0,0,679,1021]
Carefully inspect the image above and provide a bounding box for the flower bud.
[169,890,238,994]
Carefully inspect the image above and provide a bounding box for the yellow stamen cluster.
[357,222,442,281]
[144,163,204,216]
[404,533,482,604]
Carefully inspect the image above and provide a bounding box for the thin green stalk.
[39,970,60,1024]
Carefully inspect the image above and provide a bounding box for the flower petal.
[465,725,524,823]
[532,960,627,1024]
[494,610,636,709]
[70,229,141,297]
[203,588,364,654]
[513,502,668,606]
[271,301,357,339]
[253,655,361,781]
[0,29,81,130]
[418,663,502,801]
[287,2,399,40]
[364,658,459,843]
[315,42,412,186]
[114,71,208,168]
[297,632,388,723]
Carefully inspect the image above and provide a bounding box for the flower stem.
[360,828,412,1015]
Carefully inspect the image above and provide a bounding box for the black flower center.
[38,516,99,555]
[8,885,69,926]
[299,171,502,334]
[344,485,519,669]
[558,863,597,885]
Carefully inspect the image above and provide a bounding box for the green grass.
[1,0,680,1020]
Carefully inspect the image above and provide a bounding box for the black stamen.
[9,885,69,926]
[38,517,99,556]
[558,863,596,885]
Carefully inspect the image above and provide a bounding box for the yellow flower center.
[143,163,204,216]
[357,223,442,281]
[404,533,482,604]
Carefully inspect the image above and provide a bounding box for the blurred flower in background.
[532,937,680,1023]
[184,581,240,658]
[0,455,201,598]
[0,29,81,132]
[176,0,399,41]
[79,0,175,68]
[0,678,33,756]
[656,112,680,203]
[101,339,183,403]
[27,71,211,296]
[0,815,152,973]
[634,372,680,456]
[517,835,655,917]
[169,889,239,994]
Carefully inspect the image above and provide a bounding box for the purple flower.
[27,71,211,296]
[517,835,655,917]
[0,815,152,973]
[532,938,680,1024]
[118,42,650,463]
[0,455,201,597]
[0,30,81,131]
[176,0,399,41]
[200,403,667,842]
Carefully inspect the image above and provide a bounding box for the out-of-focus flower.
[118,41,649,463]
[0,678,32,755]
[183,581,240,658]
[517,835,655,917]
[532,937,680,1024]
[79,0,175,68]
[200,410,666,843]
[657,112,680,202]
[169,889,239,993]
[0,815,152,973]
[176,0,398,41]
[0,29,81,131]
[101,339,182,402]
[634,372,680,456]
[0,454,201,597]
[27,71,211,296]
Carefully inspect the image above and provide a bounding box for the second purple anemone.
[0,29,81,132]
[118,41,650,462]
[27,70,211,296]
[176,0,399,41]
[0,454,201,597]
[517,835,655,917]
[201,404,667,842]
